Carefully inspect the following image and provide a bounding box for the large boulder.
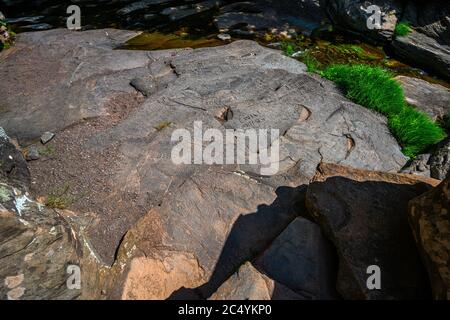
[327,0,401,42]
[306,162,439,299]
[391,30,450,80]
[402,0,450,45]
[409,174,450,299]
[214,0,329,35]
[430,138,450,181]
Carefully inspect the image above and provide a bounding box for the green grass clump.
[322,64,446,157]
[395,22,412,37]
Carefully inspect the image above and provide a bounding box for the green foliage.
[281,41,296,57]
[322,64,446,157]
[395,22,412,37]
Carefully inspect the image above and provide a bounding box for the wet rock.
[24,145,40,161]
[161,0,224,22]
[214,12,276,33]
[209,262,305,300]
[6,16,44,24]
[217,33,231,41]
[20,23,53,31]
[400,153,432,178]
[254,217,338,299]
[430,138,450,180]
[306,163,439,299]
[327,0,401,42]
[408,174,450,299]
[216,0,329,33]
[117,0,174,15]
[395,76,450,121]
[391,30,450,80]
[402,0,450,45]
[40,131,55,145]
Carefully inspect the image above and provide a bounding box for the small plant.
[0,185,11,202]
[39,145,56,157]
[280,41,296,57]
[154,121,172,132]
[322,64,446,157]
[395,22,412,37]
[45,184,73,209]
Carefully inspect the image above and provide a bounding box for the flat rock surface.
[395,76,450,121]
[392,30,450,80]
[1,29,407,272]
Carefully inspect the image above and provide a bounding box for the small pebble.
[217,33,231,41]
[26,145,40,161]
[40,132,55,145]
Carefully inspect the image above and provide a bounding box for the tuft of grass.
[39,145,56,157]
[45,184,73,209]
[154,121,172,132]
[322,64,446,157]
[395,22,412,37]
[46,194,71,209]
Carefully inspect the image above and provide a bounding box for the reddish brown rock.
[306,163,439,299]
[409,175,450,300]
[209,262,305,300]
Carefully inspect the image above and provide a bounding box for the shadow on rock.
[168,184,308,300]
